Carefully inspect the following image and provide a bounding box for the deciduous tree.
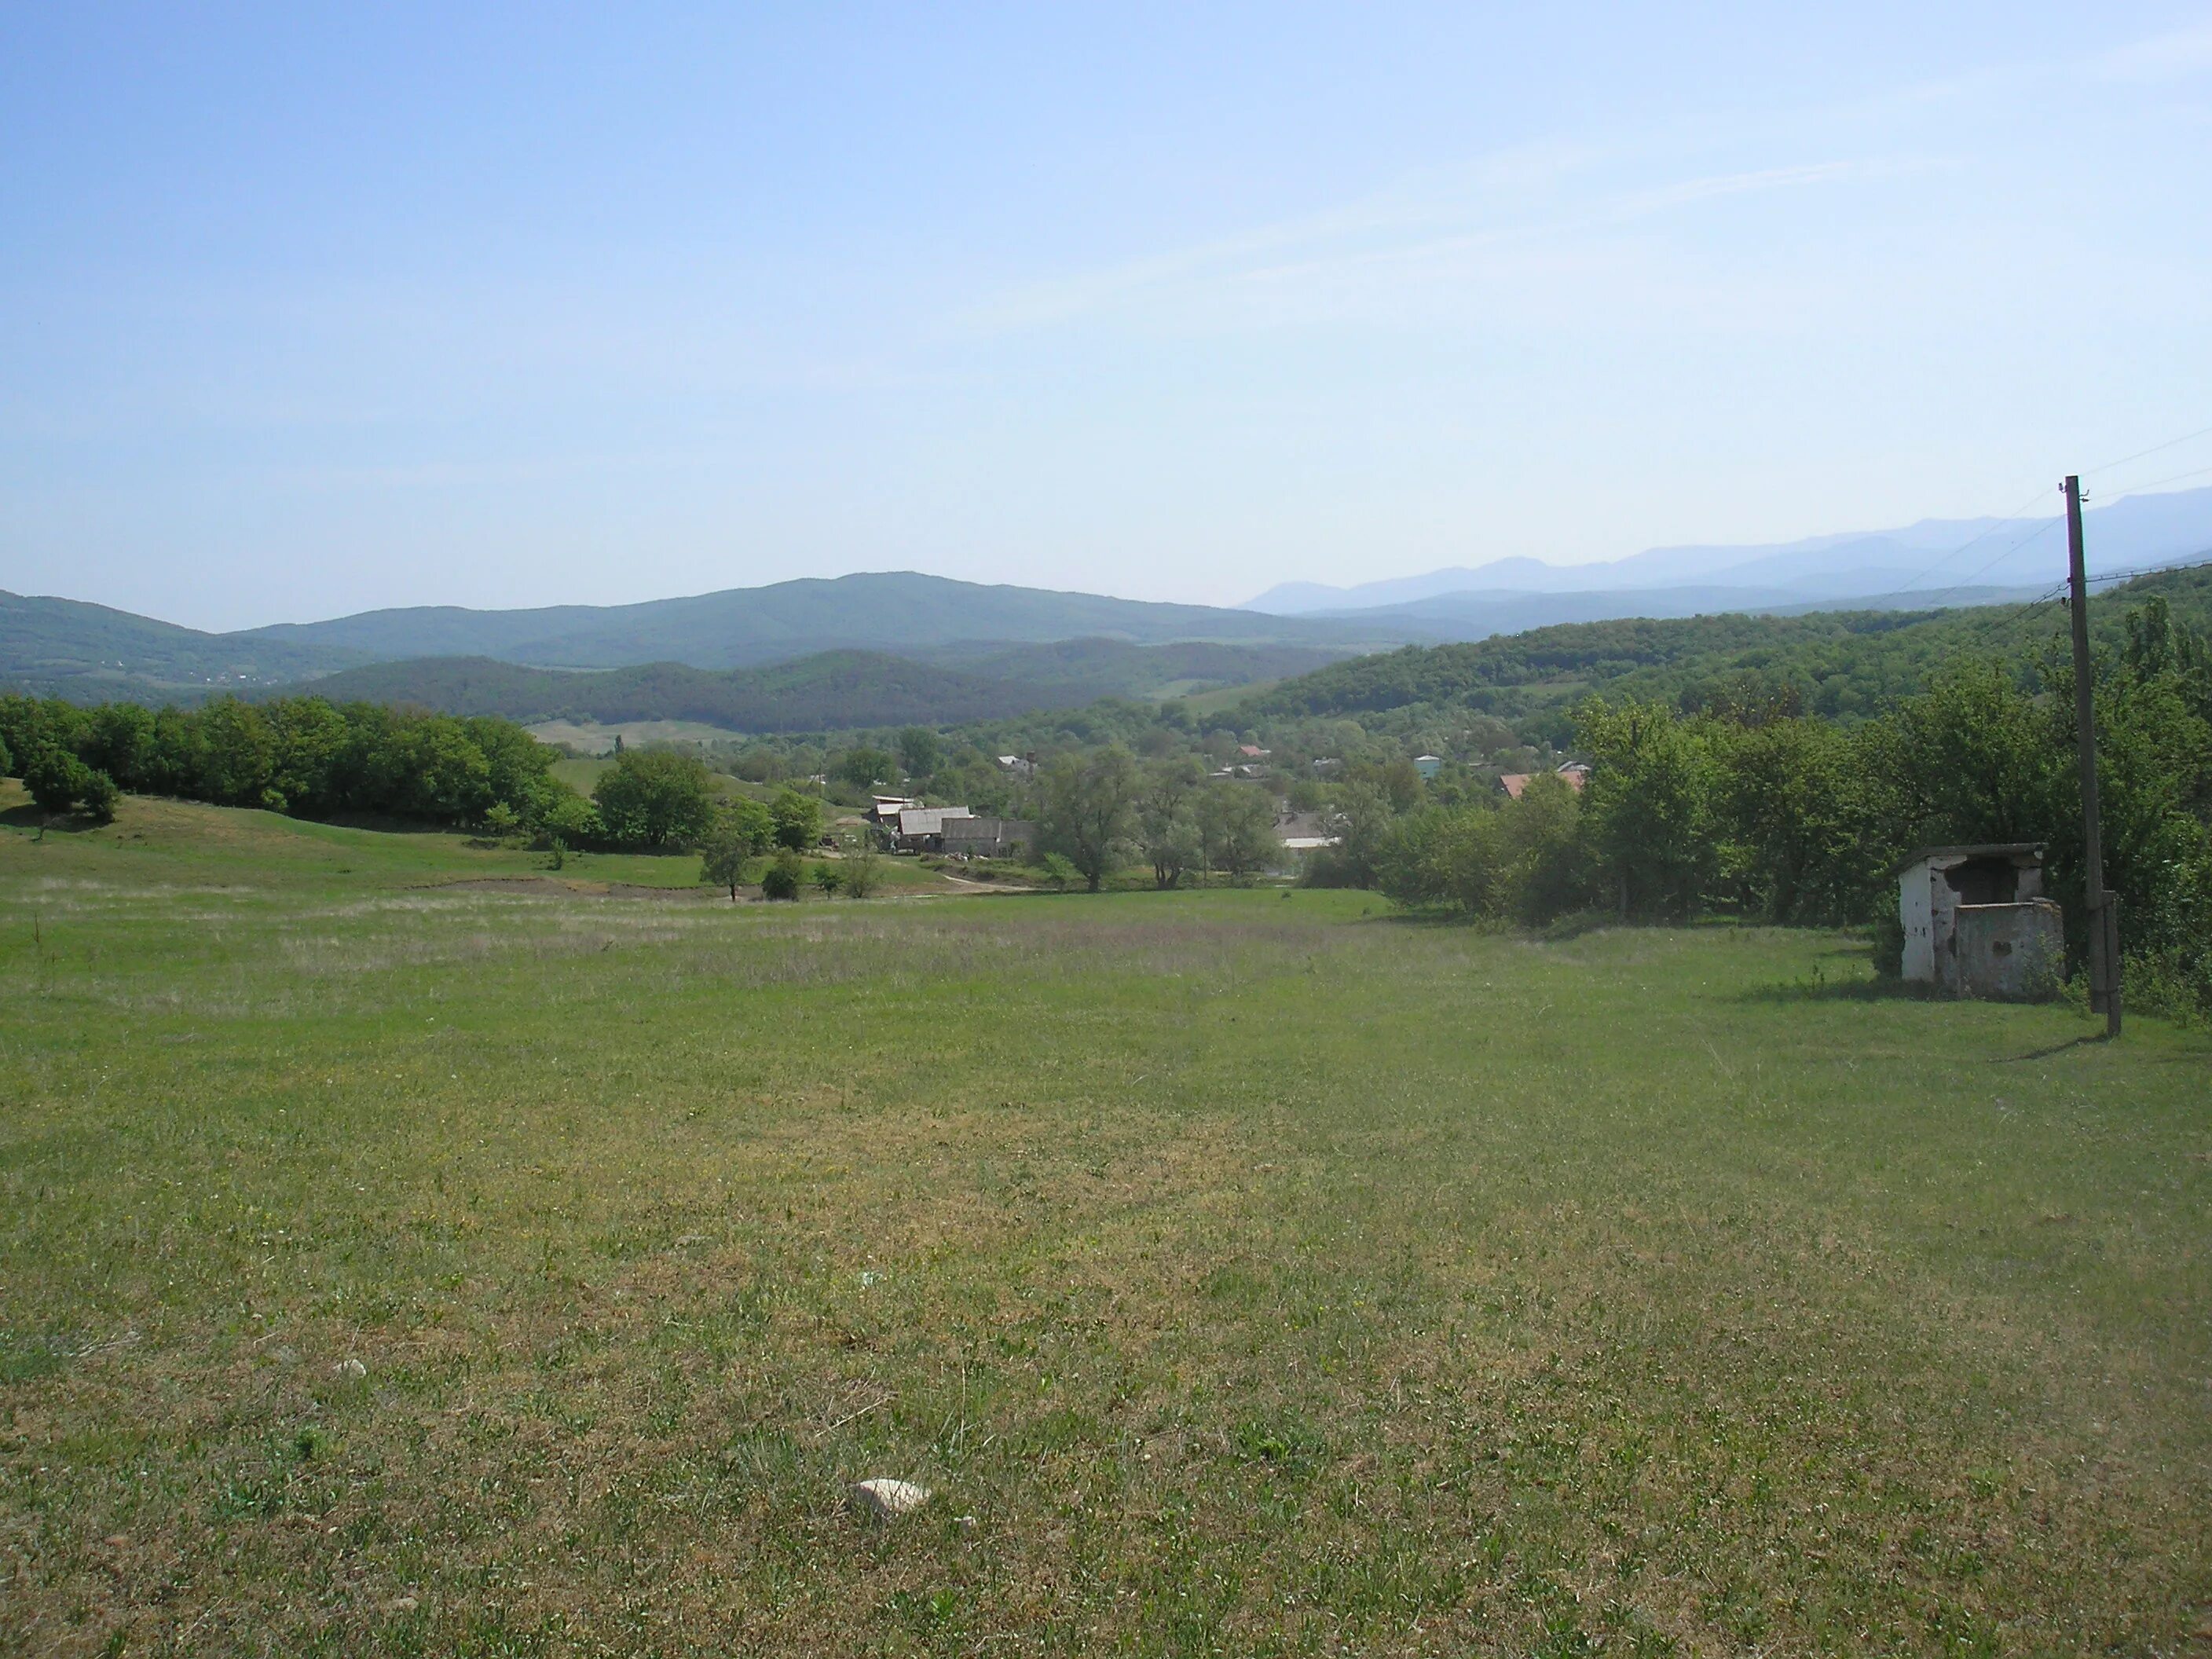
[769,788,822,852]
[1040,747,1137,892]
[1577,699,1714,921]
[592,749,718,848]
[1137,758,1202,889]
[1197,782,1276,884]
[699,805,772,900]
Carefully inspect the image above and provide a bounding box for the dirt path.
[419,876,720,901]
[935,872,1038,893]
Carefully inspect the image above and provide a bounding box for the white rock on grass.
[849,1478,931,1520]
[334,1358,368,1381]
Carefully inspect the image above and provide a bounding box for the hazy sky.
[4,4,2210,630]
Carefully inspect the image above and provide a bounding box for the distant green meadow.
[2,786,2207,1656]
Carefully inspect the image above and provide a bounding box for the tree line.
[1027,749,1281,892]
[1234,566,2212,746]
[0,694,580,830]
[0,693,839,860]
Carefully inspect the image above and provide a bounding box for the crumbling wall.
[1948,900,2065,1001]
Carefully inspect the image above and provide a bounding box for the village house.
[1273,811,1339,851]
[1498,763,1589,800]
[864,800,976,853]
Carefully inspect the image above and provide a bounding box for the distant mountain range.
[1271,583,2045,637]
[1244,486,2212,631]
[0,573,1411,705]
[9,486,2208,731]
[239,571,1412,670]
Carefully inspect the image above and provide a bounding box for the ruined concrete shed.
[1893,843,2064,1001]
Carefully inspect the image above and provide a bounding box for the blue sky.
[2,4,2210,630]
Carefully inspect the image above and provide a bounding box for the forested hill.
[0,590,369,700]
[1236,563,2212,730]
[236,571,1419,669]
[269,635,1345,732]
[281,651,1097,733]
[5,573,1405,705]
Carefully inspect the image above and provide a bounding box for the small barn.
[1894,843,2064,1000]
[942,816,1035,859]
[881,805,974,853]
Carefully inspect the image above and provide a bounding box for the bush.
[839,838,882,899]
[2123,947,2211,1027]
[811,862,843,897]
[1868,909,1906,980]
[79,767,120,825]
[533,788,602,847]
[23,747,113,820]
[760,851,804,901]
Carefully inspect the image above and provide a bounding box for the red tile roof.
[1499,767,1588,800]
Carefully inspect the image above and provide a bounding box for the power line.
[2088,461,2212,503]
[2081,552,2212,588]
[1888,418,2212,602]
[1915,515,2061,605]
[1886,485,2058,599]
[2017,551,2212,617]
[2082,420,2212,480]
[1744,418,2212,617]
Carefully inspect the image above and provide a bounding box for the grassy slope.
[925,639,1354,701]
[534,720,771,753]
[0,799,2207,1654]
[548,756,614,794]
[0,785,958,897]
[0,786,683,889]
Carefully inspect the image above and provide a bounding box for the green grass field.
[2,791,2208,1656]
[533,721,754,757]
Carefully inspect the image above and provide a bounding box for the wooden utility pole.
[2064,475,2120,1036]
